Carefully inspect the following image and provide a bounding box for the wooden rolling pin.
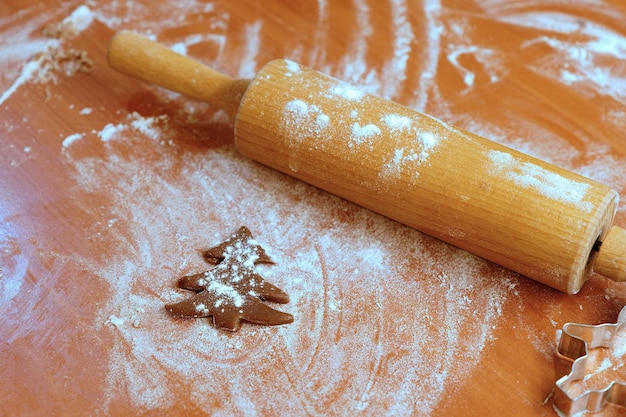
[107,30,626,294]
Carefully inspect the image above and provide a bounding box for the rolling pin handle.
[107,30,250,119]
[594,225,626,282]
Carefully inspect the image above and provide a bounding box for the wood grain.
[235,58,618,294]
[108,30,250,119]
[106,33,625,293]
[1,1,626,416]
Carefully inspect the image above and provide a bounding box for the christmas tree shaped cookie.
[165,226,293,331]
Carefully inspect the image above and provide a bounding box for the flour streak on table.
[2,1,626,416]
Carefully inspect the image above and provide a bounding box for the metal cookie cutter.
[553,306,626,416]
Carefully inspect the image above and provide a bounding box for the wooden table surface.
[2,1,626,416]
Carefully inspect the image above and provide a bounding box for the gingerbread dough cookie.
[165,226,293,331]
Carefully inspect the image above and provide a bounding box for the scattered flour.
[284,99,309,116]
[382,113,412,131]
[282,98,330,156]
[236,20,263,78]
[315,113,330,128]
[338,0,372,88]
[350,122,381,144]
[206,281,245,308]
[65,5,95,33]
[0,5,96,106]
[0,60,42,106]
[108,315,125,329]
[98,123,124,142]
[62,132,84,148]
[500,11,626,100]
[3,2,626,416]
[379,0,413,99]
[418,131,437,149]
[487,150,594,212]
[278,62,444,181]
[330,82,365,101]
[89,113,168,144]
[285,59,301,74]
[0,222,29,306]
[61,112,514,416]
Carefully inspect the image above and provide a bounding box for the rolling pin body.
[107,31,625,294]
[235,60,618,293]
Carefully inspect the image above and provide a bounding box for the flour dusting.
[379,0,413,99]
[276,60,445,182]
[0,5,97,106]
[62,132,84,148]
[330,81,365,101]
[4,1,626,416]
[60,110,514,415]
[488,150,593,211]
[237,20,263,78]
[0,61,43,106]
[350,122,381,144]
[382,113,412,131]
[502,11,626,100]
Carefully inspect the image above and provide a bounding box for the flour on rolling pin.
[107,30,626,294]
